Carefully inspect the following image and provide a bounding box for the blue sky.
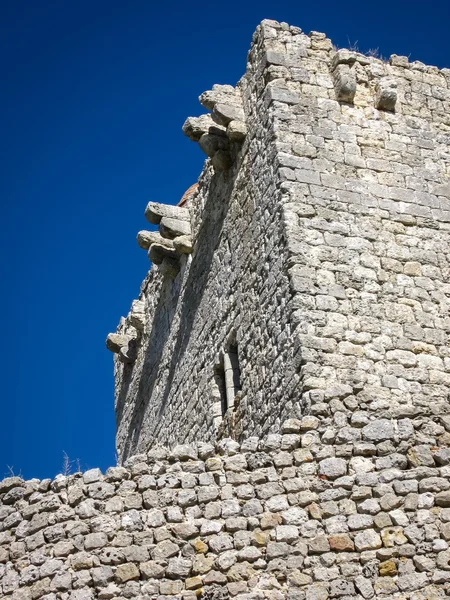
[1,0,449,481]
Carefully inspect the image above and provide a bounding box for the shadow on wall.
[121,166,238,460]
[115,273,182,457]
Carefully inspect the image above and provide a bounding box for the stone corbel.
[375,77,397,111]
[136,199,194,279]
[144,202,190,225]
[144,200,194,262]
[330,49,358,104]
[106,332,138,364]
[129,299,146,331]
[182,84,247,172]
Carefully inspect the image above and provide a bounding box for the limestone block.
[212,103,245,126]
[0,477,24,494]
[362,419,395,442]
[105,333,131,354]
[83,469,102,484]
[318,458,347,479]
[198,132,229,158]
[332,63,356,103]
[114,562,140,583]
[159,217,191,240]
[173,235,193,254]
[375,77,398,111]
[147,243,179,265]
[129,299,145,331]
[227,120,247,142]
[144,202,190,225]
[137,230,175,250]
[182,114,217,141]
[199,84,240,110]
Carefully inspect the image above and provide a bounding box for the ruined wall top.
[107,19,450,465]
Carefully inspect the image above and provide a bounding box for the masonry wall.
[112,20,450,465]
[266,22,450,426]
[113,25,302,461]
[3,415,450,600]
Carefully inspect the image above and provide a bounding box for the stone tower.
[107,20,450,464]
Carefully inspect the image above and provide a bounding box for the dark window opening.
[214,364,227,417]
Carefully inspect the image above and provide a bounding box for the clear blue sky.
[1,0,449,481]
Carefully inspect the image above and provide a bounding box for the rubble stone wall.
[3,417,450,600]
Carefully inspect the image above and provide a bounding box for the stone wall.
[3,416,450,600]
[112,22,302,461]
[269,21,450,425]
[110,18,450,462]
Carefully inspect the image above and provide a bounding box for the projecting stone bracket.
[182,84,247,172]
[330,50,359,104]
[106,333,138,364]
[375,77,398,111]
[147,242,179,265]
[332,63,357,103]
[330,49,398,110]
[144,202,190,225]
[106,297,147,363]
[137,200,194,279]
[129,300,146,331]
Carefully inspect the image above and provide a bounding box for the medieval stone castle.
[2,19,450,600]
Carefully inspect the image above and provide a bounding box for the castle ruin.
[2,19,450,600]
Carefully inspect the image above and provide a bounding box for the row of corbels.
[106,200,194,361]
[331,49,397,111]
[182,84,248,172]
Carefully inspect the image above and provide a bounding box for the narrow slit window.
[214,365,227,417]
[224,344,241,411]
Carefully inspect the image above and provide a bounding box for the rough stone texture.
[91,18,450,598]
[2,419,450,599]
[112,19,450,465]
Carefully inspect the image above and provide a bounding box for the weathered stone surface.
[332,63,356,103]
[147,243,179,265]
[160,217,192,240]
[212,103,245,126]
[173,234,193,254]
[6,16,450,600]
[199,84,240,109]
[182,114,220,141]
[227,120,247,141]
[318,458,347,479]
[354,529,382,551]
[115,562,140,583]
[105,333,131,353]
[137,230,175,251]
[362,420,395,443]
[198,132,229,158]
[375,77,398,111]
[144,202,190,225]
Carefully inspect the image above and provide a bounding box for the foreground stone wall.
[111,19,450,461]
[3,417,450,600]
